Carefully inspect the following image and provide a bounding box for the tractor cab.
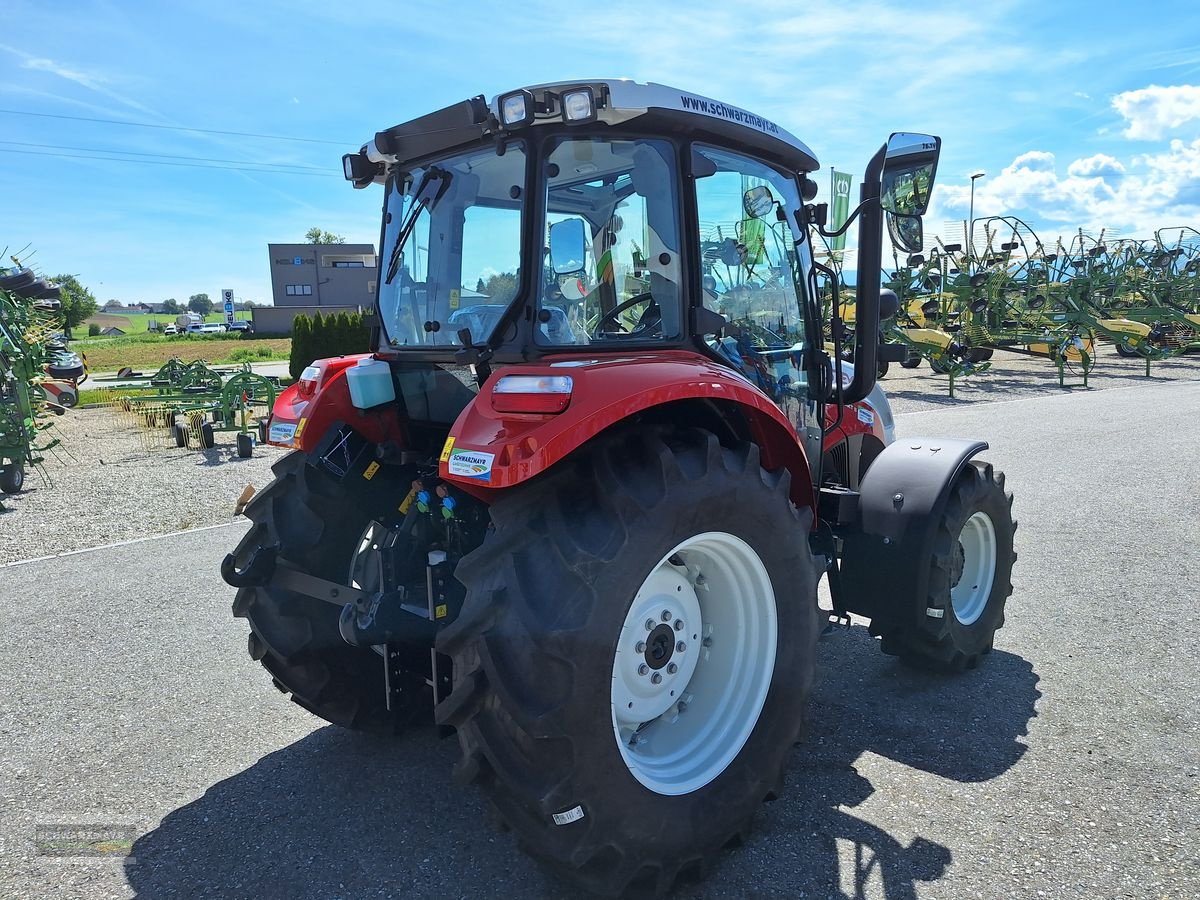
[339,80,940,475]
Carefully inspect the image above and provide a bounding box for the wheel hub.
[644,624,676,670]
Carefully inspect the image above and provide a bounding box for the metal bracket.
[271,564,365,607]
[384,643,406,712]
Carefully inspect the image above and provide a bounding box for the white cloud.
[1112,84,1200,140]
[932,140,1200,242]
[1067,154,1125,179]
[0,42,154,114]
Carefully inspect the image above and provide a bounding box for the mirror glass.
[549,217,587,275]
[886,212,923,253]
[742,185,775,219]
[881,133,941,216]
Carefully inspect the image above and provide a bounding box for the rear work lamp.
[561,87,596,123]
[499,90,535,128]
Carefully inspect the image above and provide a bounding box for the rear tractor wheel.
[873,461,1016,671]
[437,428,821,896]
[226,451,427,732]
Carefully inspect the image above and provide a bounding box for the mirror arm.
[808,198,873,238]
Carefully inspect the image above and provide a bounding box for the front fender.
[838,437,988,622]
[439,351,815,511]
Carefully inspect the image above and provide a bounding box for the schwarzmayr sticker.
[448,448,495,481]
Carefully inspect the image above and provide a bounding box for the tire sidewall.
[934,467,1013,656]
[523,465,817,851]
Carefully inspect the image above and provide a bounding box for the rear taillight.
[297,364,322,399]
[491,374,573,414]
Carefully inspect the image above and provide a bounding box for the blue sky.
[2,0,1199,305]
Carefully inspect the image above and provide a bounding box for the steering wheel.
[591,292,660,339]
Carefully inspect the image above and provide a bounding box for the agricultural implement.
[0,264,64,496]
[223,80,1016,895]
[105,359,276,457]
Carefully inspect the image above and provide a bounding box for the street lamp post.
[968,172,986,268]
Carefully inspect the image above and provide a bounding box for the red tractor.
[224,80,1015,896]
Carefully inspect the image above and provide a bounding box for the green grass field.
[71,312,286,370]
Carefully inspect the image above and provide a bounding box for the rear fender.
[266,355,403,452]
[838,437,988,622]
[439,351,816,513]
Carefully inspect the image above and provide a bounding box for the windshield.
[378,142,526,348]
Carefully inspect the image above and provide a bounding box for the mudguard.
[838,437,987,623]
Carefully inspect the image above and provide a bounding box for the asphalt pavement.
[0,379,1197,898]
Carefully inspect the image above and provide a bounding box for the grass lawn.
[77,336,291,371]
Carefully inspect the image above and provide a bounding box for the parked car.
[163,324,179,335]
[228,320,253,333]
[186,323,228,334]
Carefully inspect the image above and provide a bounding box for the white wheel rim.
[611,532,778,796]
[951,511,997,626]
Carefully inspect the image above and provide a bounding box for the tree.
[483,272,518,303]
[289,314,312,379]
[103,298,124,311]
[475,277,486,293]
[161,298,181,314]
[305,227,346,244]
[51,274,98,337]
[188,293,213,315]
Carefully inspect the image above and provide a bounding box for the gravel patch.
[0,405,285,566]
[877,344,1200,415]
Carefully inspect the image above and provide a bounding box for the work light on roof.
[561,87,596,123]
[499,90,535,128]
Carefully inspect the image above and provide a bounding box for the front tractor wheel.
[875,461,1016,670]
[437,428,821,896]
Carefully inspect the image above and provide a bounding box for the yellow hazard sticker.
[398,486,417,514]
[435,604,448,619]
[439,436,455,462]
[294,417,307,438]
[362,461,380,481]
[449,288,461,310]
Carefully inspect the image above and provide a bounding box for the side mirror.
[886,213,923,253]
[549,218,587,275]
[743,185,776,219]
[880,133,941,217]
[879,289,899,320]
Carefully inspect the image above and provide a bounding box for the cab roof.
[361,78,819,179]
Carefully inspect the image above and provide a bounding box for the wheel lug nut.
[635,641,647,653]
[651,673,663,684]
[677,701,688,713]
[661,610,672,622]
[645,619,655,631]
[638,664,649,676]
[676,641,686,653]
[703,636,713,647]
[667,663,678,674]
[673,619,684,631]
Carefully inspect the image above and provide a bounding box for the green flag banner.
[830,170,854,253]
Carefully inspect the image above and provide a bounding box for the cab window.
[692,145,807,401]
[538,137,682,344]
